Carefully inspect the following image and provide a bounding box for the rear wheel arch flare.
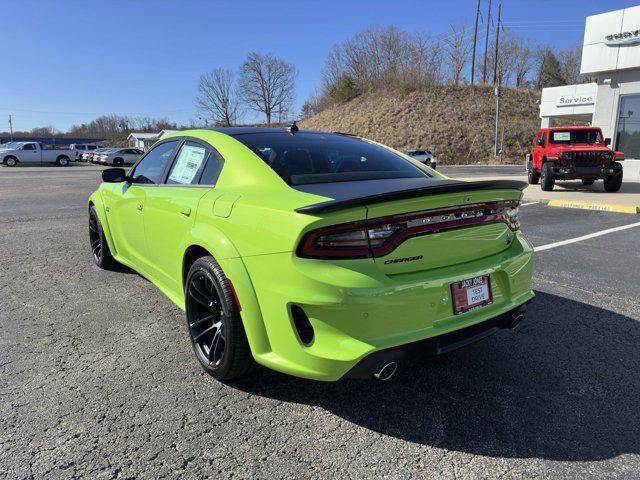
[183,245,213,291]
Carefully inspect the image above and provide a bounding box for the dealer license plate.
[451,275,492,315]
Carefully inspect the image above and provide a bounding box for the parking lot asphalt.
[1,165,640,479]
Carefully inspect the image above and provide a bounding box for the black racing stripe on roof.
[208,127,333,137]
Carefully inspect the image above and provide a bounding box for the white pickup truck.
[1,142,75,167]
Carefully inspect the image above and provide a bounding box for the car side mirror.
[604,137,611,146]
[102,167,128,183]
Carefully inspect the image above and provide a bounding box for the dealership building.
[540,5,640,179]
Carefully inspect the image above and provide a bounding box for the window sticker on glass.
[553,132,571,141]
[168,144,206,184]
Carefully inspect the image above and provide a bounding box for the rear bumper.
[551,164,622,180]
[344,301,530,378]
[242,232,535,381]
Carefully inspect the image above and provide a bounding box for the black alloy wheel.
[89,206,116,269]
[187,270,227,368]
[89,210,102,262]
[185,256,256,381]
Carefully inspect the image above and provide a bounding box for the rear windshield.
[233,131,430,185]
[550,129,602,144]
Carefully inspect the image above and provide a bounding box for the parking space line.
[534,221,640,252]
[521,202,539,207]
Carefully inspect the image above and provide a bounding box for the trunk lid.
[365,190,519,275]
[294,178,524,274]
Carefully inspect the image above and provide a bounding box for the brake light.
[298,201,519,259]
[298,220,371,259]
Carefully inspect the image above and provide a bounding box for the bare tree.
[239,52,297,124]
[512,37,536,88]
[69,114,176,138]
[322,25,447,98]
[30,126,59,137]
[558,45,583,84]
[195,68,240,126]
[443,23,471,85]
[409,30,445,87]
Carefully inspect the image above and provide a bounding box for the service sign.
[556,95,595,107]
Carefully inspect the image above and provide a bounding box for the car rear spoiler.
[295,179,528,214]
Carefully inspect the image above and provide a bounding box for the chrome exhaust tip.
[374,362,398,381]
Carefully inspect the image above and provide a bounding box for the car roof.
[541,126,601,131]
[207,127,348,138]
[208,127,290,136]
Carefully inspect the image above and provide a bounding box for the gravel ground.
[1,165,639,479]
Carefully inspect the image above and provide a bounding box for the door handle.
[179,206,191,217]
[136,203,143,212]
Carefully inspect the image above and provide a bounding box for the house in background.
[127,132,160,150]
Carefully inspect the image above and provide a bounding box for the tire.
[185,256,256,381]
[56,156,70,167]
[528,168,540,184]
[113,157,124,167]
[4,156,18,167]
[89,206,116,269]
[540,162,555,191]
[581,179,595,186]
[603,172,623,192]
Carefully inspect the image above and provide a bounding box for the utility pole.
[8,115,13,141]
[471,0,481,86]
[492,2,502,85]
[492,3,502,157]
[494,86,501,157]
[482,0,491,83]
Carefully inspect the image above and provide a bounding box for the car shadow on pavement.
[233,291,640,461]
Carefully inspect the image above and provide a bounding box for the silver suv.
[404,149,437,169]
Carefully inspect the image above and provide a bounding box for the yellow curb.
[548,199,639,214]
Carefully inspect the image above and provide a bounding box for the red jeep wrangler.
[526,126,624,192]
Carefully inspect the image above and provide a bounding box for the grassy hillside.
[299,85,540,165]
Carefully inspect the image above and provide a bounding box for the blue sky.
[1,0,636,132]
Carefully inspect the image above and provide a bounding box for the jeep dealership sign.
[605,30,640,46]
[556,95,595,107]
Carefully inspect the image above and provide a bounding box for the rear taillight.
[298,201,520,259]
[298,221,371,259]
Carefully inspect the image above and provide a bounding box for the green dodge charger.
[88,127,534,382]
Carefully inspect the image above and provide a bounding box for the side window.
[22,144,36,151]
[199,150,224,185]
[167,141,209,185]
[130,140,179,185]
